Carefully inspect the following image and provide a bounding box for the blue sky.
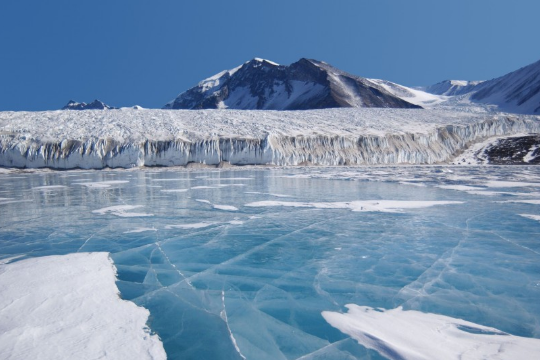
[1,0,539,111]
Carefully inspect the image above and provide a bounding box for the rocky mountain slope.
[62,100,117,110]
[164,58,421,110]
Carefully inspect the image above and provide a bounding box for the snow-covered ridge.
[0,108,539,169]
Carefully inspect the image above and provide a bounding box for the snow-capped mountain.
[471,59,540,114]
[423,80,484,96]
[62,100,117,110]
[164,58,422,110]
[424,59,540,114]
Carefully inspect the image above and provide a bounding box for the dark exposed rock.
[483,135,540,165]
[62,100,117,110]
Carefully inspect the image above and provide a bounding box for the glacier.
[0,108,539,169]
[1,166,540,359]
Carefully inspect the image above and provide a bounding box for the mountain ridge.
[62,100,117,110]
[423,59,540,114]
[164,58,422,111]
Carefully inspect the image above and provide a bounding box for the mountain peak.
[250,58,279,66]
[62,99,116,110]
[164,58,421,110]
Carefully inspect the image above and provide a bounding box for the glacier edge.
[1,116,539,169]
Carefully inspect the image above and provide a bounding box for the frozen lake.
[1,166,540,359]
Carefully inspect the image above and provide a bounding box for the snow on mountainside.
[423,80,485,96]
[424,59,540,115]
[164,58,421,110]
[63,99,117,110]
[471,59,540,115]
[367,79,446,107]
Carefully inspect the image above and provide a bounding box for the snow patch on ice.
[245,200,463,213]
[31,185,67,190]
[196,198,238,211]
[124,227,158,234]
[437,185,485,191]
[322,305,540,360]
[213,204,238,211]
[245,191,293,197]
[484,180,540,188]
[502,200,540,205]
[520,214,540,222]
[165,222,218,229]
[78,180,129,188]
[0,253,166,360]
[195,199,212,205]
[92,205,154,217]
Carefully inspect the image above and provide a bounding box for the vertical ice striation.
[0,111,539,169]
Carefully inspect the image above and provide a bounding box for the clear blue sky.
[1,0,539,111]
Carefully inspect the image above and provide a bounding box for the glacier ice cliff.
[0,108,539,169]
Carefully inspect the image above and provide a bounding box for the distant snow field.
[0,253,166,360]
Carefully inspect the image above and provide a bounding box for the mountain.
[62,100,117,110]
[471,59,540,114]
[164,58,422,110]
[423,80,484,96]
[366,78,446,108]
[423,59,540,114]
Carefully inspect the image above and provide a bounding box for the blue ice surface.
[1,166,539,360]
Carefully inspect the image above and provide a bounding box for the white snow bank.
[0,253,166,360]
[322,305,540,360]
[245,200,463,213]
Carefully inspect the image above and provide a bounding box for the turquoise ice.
[1,166,539,359]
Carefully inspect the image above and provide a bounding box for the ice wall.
[0,115,539,169]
